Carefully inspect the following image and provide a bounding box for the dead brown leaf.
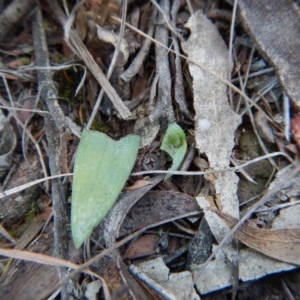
[119,190,200,237]
[211,208,300,266]
[125,179,152,190]
[123,234,160,259]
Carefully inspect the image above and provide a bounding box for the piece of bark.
[182,11,242,287]
[130,257,200,300]
[14,221,45,250]
[267,164,300,204]
[238,0,300,109]
[272,205,300,230]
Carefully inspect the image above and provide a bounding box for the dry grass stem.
[132,151,291,176]
[0,173,72,199]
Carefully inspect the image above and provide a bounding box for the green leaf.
[72,128,140,248]
[160,122,187,180]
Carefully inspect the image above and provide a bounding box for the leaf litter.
[1,0,300,299]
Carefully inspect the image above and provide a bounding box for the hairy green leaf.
[160,122,187,180]
[72,129,140,248]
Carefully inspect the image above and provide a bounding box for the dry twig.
[32,6,71,298]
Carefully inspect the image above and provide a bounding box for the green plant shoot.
[160,122,187,180]
[71,129,140,248]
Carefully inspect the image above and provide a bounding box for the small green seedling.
[71,129,140,248]
[160,122,187,180]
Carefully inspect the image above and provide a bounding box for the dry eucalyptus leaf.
[119,191,201,238]
[212,208,300,266]
[123,234,160,259]
[238,0,300,108]
[125,179,152,190]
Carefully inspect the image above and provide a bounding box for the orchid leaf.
[72,128,140,248]
[160,122,187,180]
